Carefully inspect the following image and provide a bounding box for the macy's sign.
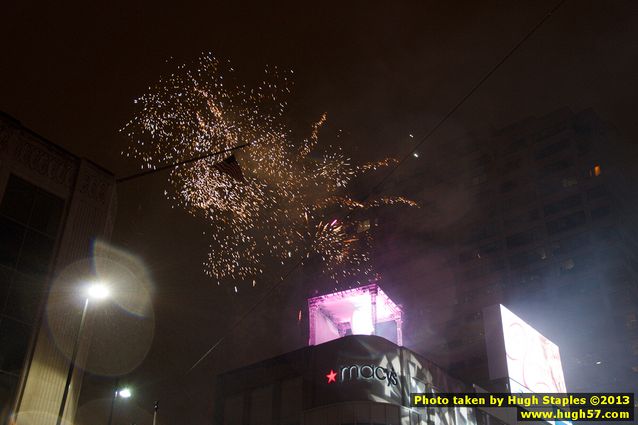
[326,365,399,386]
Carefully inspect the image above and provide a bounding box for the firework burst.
[122,53,415,287]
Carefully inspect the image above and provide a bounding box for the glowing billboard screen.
[307,284,403,346]
[500,305,566,394]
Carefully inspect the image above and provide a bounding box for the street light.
[117,387,132,399]
[87,283,110,300]
[108,385,133,425]
[56,281,110,425]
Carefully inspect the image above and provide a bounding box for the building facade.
[214,334,501,425]
[214,283,543,425]
[385,108,638,395]
[0,112,117,424]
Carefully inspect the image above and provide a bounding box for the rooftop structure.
[307,283,403,346]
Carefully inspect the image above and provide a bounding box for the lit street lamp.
[108,385,133,425]
[118,387,132,399]
[56,282,110,425]
[87,283,110,300]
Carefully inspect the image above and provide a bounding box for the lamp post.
[107,384,132,425]
[56,282,110,425]
[152,400,159,425]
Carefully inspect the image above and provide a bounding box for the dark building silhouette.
[387,108,638,395]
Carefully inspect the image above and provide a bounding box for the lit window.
[590,164,602,177]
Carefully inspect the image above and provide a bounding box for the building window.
[551,233,590,257]
[504,209,540,228]
[546,211,587,235]
[543,159,572,174]
[535,138,570,160]
[0,319,31,374]
[589,164,602,177]
[479,240,502,256]
[506,228,541,249]
[459,241,501,263]
[0,217,23,268]
[534,123,568,142]
[465,221,498,243]
[508,248,547,269]
[0,175,63,236]
[543,194,582,216]
[513,267,548,286]
[0,174,64,406]
[502,190,537,211]
[562,177,578,187]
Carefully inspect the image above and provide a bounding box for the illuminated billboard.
[307,284,403,346]
[484,304,567,394]
[499,305,567,394]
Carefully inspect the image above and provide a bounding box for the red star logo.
[326,369,337,384]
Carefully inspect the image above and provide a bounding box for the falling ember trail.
[122,53,416,288]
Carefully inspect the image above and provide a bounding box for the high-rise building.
[0,112,117,424]
[385,108,638,395]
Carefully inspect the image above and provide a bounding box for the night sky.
[2,1,638,423]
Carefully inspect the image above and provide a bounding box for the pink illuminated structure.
[307,283,403,346]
